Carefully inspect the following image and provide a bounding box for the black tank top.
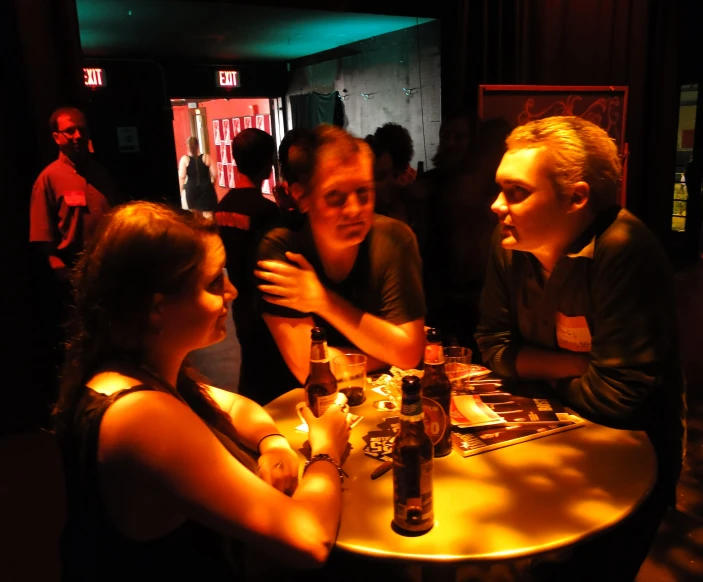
[185,155,218,211]
[60,385,246,581]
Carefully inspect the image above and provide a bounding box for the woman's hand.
[258,438,300,496]
[256,252,327,314]
[300,393,352,466]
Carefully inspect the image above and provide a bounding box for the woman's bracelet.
[303,453,345,483]
[257,433,285,452]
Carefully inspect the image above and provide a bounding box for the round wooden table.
[265,388,657,569]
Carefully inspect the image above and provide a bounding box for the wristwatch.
[303,453,345,483]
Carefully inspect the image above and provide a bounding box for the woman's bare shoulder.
[86,370,145,396]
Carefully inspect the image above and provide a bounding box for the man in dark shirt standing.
[30,107,121,282]
[476,116,686,581]
[215,128,280,396]
[30,107,121,416]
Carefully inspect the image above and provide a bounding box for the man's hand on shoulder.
[256,252,327,314]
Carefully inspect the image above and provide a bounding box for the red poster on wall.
[213,119,221,145]
[244,116,252,129]
[232,118,241,137]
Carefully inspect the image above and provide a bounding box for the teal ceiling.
[76,1,434,61]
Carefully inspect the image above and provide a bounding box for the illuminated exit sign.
[83,68,106,87]
[216,70,240,88]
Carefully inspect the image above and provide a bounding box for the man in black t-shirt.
[254,126,426,404]
[215,129,280,395]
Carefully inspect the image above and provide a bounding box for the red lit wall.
[171,98,271,200]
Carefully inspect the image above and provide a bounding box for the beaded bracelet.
[257,433,285,452]
[302,453,345,483]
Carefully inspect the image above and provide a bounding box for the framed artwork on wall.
[478,85,629,206]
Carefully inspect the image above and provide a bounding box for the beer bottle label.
[393,459,433,529]
[400,399,423,419]
[315,392,337,416]
[421,396,448,446]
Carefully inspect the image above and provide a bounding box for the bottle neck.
[399,394,425,424]
[423,343,445,365]
[310,340,330,363]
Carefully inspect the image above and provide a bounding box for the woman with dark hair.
[55,201,351,580]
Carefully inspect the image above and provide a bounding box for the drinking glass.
[443,346,472,393]
[332,354,367,407]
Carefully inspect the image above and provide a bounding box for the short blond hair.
[506,116,622,209]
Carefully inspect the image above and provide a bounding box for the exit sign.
[216,70,240,88]
[84,68,106,87]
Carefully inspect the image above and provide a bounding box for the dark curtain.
[440,0,682,241]
[1,0,85,433]
[289,91,344,129]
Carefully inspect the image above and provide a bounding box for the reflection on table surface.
[265,387,656,564]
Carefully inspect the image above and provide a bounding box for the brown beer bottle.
[304,327,338,417]
[420,328,453,457]
[393,375,434,534]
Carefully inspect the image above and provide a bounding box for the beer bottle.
[305,327,338,417]
[420,328,453,457]
[393,375,434,534]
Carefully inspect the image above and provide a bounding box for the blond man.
[476,116,685,580]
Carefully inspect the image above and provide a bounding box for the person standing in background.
[179,136,218,217]
[215,128,280,397]
[30,106,121,416]
[30,106,121,283]
[273,128,313,232]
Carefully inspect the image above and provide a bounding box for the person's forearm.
[289,463,343,566]
[228,395,288,451]
[516,346,590,381]
[317,289,423,370]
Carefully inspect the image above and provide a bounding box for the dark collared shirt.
[30,152,120,266]
[476,207,686,500]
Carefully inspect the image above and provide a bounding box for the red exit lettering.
[83,68,106,87]
[217,70,239,88]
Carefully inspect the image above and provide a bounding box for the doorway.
[171,98,282,208]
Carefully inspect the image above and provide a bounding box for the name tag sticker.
[556,313,592,352]
[63,190,87,207]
